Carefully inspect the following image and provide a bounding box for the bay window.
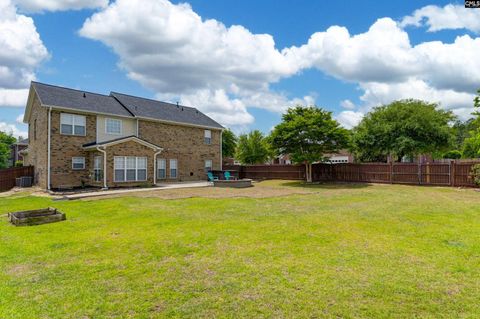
[114,156,148,182]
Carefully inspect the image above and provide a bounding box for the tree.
[222,129,237,158]
[0,131,16,169]
[270,106,349,182]
[235,130,271,164]
[462,134,480,158]
[351,99,455,162]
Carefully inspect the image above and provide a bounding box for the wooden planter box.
[8,207,66,226]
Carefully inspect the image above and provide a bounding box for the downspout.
[153,148,163,185]
[47,107,52,190]
[96,146,108,190]
[220,130,223,171]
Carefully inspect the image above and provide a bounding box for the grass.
[1,181,480,318]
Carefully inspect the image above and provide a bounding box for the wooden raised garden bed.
[8,207,66,226]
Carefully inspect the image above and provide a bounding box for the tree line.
[223,89,480,182]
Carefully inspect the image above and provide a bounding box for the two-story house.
[22,82,223,190]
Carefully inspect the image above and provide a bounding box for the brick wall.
[139,120,221,182]
[49,110,96,188]
[24,93,48,188]
[105,140,155,187]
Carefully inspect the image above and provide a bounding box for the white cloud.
[78,1,480,127]
[16,113,24,123]
[336,111,364,129]
[13,0,108,12]
[340,99,355,110]
[0,121,27,138]
[0,0,48,107]
[400,4,480,33]
[78,0,306,126]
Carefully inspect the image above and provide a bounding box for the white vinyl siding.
[114,156,148,182]
[105,118,122,135]
[72,157,85,170]
[61,113,86,136]
[205,159,212,172]
[169,159,177,178]
[204,130,211,144]
[157,158,166,179]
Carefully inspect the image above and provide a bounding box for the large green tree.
[0,131,16,169]
[235,130,271,165]
[270,106,349,182]
[351,100,455,162]
[222,129,237,158]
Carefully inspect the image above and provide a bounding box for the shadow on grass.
[279,181,372,189]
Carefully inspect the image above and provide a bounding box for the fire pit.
[8,207,66,226]
[213,179,253,188]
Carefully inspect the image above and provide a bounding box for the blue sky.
[0,0,479,138]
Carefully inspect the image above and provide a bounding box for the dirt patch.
[81,182,317,201]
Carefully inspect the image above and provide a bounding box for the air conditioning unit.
[16,176,33,187]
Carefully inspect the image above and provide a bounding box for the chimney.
[83,93,86,98]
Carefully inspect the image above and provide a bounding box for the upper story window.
[204,130,211,144]
[106,118,122,135]
[61,113,86,136]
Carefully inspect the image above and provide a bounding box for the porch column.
[97,146,108,190]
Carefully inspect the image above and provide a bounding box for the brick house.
[22,82,223,190]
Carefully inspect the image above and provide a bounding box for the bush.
[14,160,23,167]
[442,150,462,159]
[470,164,480,186]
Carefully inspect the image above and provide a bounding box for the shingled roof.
[32,82,133,117]
[30,82,223,129]
[111,92,223,129]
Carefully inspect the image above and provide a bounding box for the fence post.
[418,163,422,185]
[426,163,430,184]
[450,160,455,187]
[389,162,393,184]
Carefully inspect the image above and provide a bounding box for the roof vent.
[83,92,86,98]
[181,107,184,111]
[176,101,179,107]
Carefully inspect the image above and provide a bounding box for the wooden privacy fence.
[224,162,479,187]
[312,162,478,187]
[0,166,34,192]
[223,164,305,180]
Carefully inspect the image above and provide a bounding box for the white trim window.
[205,159,212,173]
[61,113,86,136]
[204,130,211,145]
[72,157,85,170]
[94,156,103,182]
[169,159,177,178]
[114,156,148,182]
[157,158,166,179]
[105,118,122,135]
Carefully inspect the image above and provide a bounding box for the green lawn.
[1,181,480,318]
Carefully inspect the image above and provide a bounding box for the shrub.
[442,150,462,159]
[470,164,480,186]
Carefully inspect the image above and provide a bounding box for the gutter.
[47,107,52,190]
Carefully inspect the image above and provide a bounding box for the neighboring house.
[271,154,291,165]
[22,82,223,190]
[323,150,354,164]
[9,138,28,167]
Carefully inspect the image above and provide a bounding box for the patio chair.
[207,171,218,182]
[224,171,233,181]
